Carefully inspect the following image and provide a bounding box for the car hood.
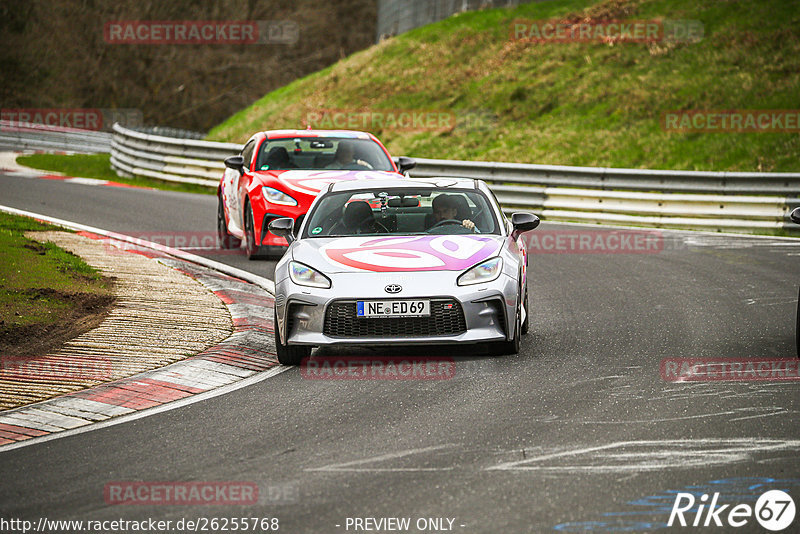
[291,235,504,273]
[254,169,401,196]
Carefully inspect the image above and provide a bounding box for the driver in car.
[430,194,476,232]
[326,141,370,170]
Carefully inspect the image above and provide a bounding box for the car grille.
[323,299,467,338]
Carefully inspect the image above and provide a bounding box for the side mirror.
[395,156,416,175]
[510,212,540,239]
[269,217,295,244]
[224,155,245,174]
[791,207,800,224]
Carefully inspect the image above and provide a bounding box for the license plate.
[357,300,430,318]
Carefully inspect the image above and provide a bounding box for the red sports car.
[217,129,415,259]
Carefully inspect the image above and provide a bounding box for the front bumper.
[274,271,517,347]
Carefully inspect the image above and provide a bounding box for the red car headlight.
[262,186,298,206]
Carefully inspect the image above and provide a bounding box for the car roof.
[261,129,375,140]
[328,176,477,193]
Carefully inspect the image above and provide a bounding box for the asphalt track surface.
[1,172,799,533]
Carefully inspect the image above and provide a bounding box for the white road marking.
[307,444,457,472]
[520,406,790,425]
[729,409,793,422]
[578,411,739,423]
[486,438,800,473]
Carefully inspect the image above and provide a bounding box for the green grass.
[0,212,111,332]
[207,0,800,172]
[16,153,215,195]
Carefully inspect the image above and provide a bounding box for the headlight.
[262,186,298,206]
[457,257,503,286]
[289,261,331,289]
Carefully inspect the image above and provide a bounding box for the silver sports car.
[269,177,540,365]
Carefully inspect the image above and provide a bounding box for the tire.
[274,309,311,365]
[244,199,267,260]
[217,194,241,249]
[521,283,530,336]
[487,294,521,356]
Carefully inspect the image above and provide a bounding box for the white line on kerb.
[0,365,291,453]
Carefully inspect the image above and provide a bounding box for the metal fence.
[376,0,522,40]
[0,121,112,153]
[110,123,239,187]
[109,123,800,234]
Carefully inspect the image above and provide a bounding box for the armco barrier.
[0,120,112,153]
[108,123,800,234]
[111,123,239,187]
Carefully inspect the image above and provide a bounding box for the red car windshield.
[255,137,394,172]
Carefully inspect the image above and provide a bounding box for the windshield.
[255,137,394,172]
[302,188,500,238]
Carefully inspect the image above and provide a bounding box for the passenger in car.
[331,201,383,234]
[263,146,297,169]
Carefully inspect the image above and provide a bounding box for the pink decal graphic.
[321,235,500,272]
[277,170,397,196]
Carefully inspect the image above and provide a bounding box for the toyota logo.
[384,284,402,294]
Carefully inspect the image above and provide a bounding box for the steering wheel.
[429,218,481,234]
[430,219,464,229]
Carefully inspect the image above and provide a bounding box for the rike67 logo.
[669,490,795,531]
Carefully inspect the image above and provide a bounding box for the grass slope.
[208,0,800,172]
